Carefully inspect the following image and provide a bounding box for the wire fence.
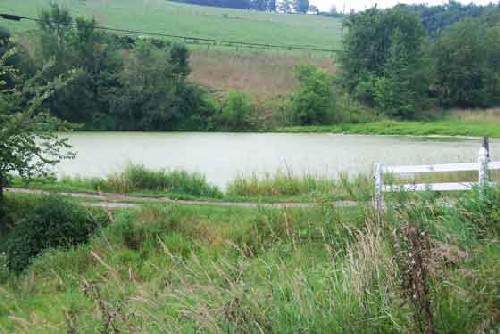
[0,12,341,56]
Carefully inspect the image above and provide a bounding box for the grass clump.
[12,164,223,199]
[226,171,373,201]
[108,164,222,198]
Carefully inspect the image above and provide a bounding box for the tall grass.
[226,171,373,201]
[190,49,336,101]
[43,164,222,198]
[446,107,500,123]
[106,164,222,198]
[0,187,499,332]
[13,167,374,202]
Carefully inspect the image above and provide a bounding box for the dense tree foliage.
[340,7,430,119]
[340,4,500,117]
[0,36,74,217]
[17,5,217,131]
[290,64,335,124]
[432,19,500,108]
[406,1,500,37]
[217,90,253,130]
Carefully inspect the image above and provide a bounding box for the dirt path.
[6,188,360,209]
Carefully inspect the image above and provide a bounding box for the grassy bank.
[0,187,498,332]
[276,120,500,138]
[10,164,373,203]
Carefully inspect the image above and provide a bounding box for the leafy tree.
[20,5,213,131]
[0,48,74,216]
[374,29,430,119]
[58,17,122,128]
[0,27,10,57]
[110,41,214,131]
[340,7,430,118]
[37,4,73,75]
[170,0,251,9]
[484,26,500,106]
[251,0,267,10]
[290,65,335,125]
[0,27,16,90]
[218,90,252,130]
[432,18,487,107]
[406,1,500,38]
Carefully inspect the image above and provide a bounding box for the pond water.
[55,132,499,188]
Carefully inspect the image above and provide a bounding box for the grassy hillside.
[1,0,343,53]
[2,0,341,99]
[190,50,336,99]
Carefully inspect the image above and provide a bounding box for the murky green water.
[56,132,499,188]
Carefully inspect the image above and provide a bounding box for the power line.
[0,12,341,54]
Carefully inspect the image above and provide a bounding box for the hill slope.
[1,0,342,52]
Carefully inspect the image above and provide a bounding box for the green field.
[1,0,343,53]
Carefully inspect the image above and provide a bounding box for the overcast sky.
[311,0,498,13]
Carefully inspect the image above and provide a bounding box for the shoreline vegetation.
[10,163,500,205]
[10,164,374,204]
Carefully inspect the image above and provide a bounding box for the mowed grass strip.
[277,120,500,138]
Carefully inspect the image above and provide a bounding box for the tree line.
[406,0,500,37]
[340,4,500,119]
[2,2,500,138]
[2,5,222,131]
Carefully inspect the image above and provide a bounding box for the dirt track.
[6,188,360,209]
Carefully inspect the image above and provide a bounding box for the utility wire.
[0,12,341,54]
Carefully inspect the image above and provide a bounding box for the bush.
[218,90,253,130]
[5,196,106,273]
[290,65,335,125]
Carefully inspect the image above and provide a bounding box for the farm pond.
[55,132,499,189]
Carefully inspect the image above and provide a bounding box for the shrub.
[218,90,253,130]
[290,64,335,125]
[5,196,106,273]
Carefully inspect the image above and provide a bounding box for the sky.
[311,0,499,13]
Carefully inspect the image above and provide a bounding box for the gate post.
[478,147,488,198]
[374,163,384,216]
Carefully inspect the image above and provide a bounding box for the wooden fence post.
[374,163,384,216]
[482,135,490,159]
[478,147,488,197]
